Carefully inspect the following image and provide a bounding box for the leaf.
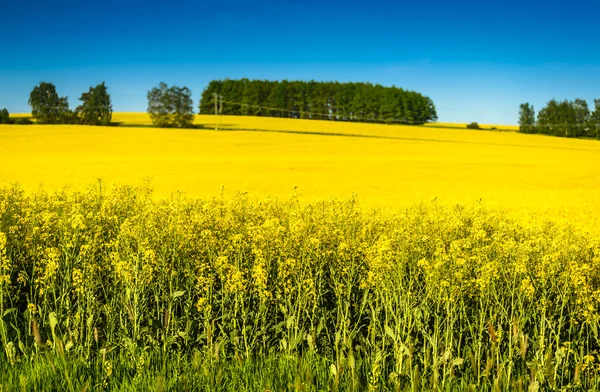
[452,358,464,367]
[172,291,185,299]
[316,317,325,336]
[384,325,396,342]
[286,316,295,330]
[87,314,94,329]
[306,333,314,351]
[49,312,58,331]
[330,364,337,376]
[441,349,451,363]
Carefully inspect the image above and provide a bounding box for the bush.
[466,122,480,129]
[13,117,33,125]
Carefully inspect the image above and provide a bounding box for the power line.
[217,99,428,125]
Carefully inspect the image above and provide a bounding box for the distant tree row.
[519,99,600,139]
[0,108,32,125]
[27,82,113,125]
[199,79,438,124]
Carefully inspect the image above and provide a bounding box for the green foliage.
[0,108,9,124]
[76,82,112,125]
[466,122,480,129]
[199,79,438,124]
[147,82,194,128]
[28,82,72,124]
[591,99,600,139]
[13,117,33,125]
[524,98,598,138]
[518,103,536,133]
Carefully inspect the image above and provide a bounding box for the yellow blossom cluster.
[0,185,599,387]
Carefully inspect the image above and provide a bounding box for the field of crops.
[2,114,600,231]
[1,114,600,390]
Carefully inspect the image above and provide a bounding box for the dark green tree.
[572,98,590,138]
[425,97,438,122]
[76,82,112,125]
[241,80,260,116]
[537,99,558,135]
[267,82,286,117]
[591,99,600,139]
[28,82,72,124]
[0,108,9,124]
[199,80,221,115]
[518,103,536,133]
[147,82,194,128]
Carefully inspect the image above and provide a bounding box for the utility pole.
[213,93,224,130]
[213,92,219,130]
[219,95,223,130]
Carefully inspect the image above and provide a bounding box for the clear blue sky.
[1,0,599,124]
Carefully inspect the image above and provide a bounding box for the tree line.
[22,82,114,125]
[199,79,438,124]
[519,99,600,139]
[3,79,437,128]
[0,82,113,126]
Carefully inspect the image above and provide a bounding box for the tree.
[28,82,72,124]
[518,103,536,133]
[537,99,558,135]
[572,98,590,138]
[591,99,600,139]
[147,82,194,128]
[76,82,112,125]
[0,108,9,124]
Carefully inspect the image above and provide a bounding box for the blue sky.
[1,0,599,124]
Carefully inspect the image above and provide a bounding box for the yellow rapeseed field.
[2,113,600,389]
[2,113,599,231]
[424,122,520,131]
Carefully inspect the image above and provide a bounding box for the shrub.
[466,122,480,129]
[13,117,33,125]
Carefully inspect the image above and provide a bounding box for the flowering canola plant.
[0,185,599,389]
[1,114,600,233]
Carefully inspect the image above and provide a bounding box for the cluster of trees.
[519,99,600,139]
[147,82,194,128]
[199,79,438,124]
[27,82,112,125]
[0,108,33,125]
